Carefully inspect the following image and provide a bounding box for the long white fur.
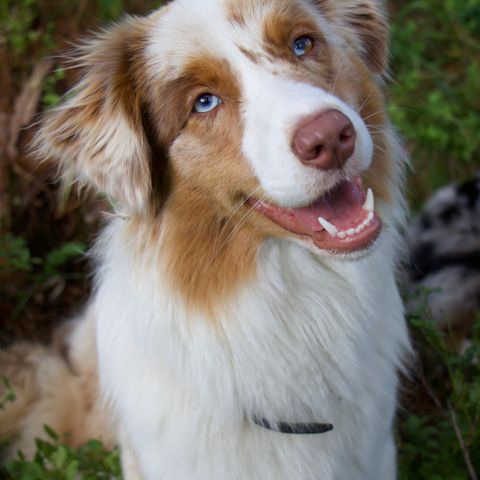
[15,0,412,478]
[95,217,410,479]
[91,1,413,478]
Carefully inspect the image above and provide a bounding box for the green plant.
[388,0,480,206]
[398,288,480,479]
[2,427,122,480]
[0,234,36,274]
[42,67,66,108]
[99,0,124,20]
[0,378,16,411]
[0,234,86,321]
[1,0,55,61]
[15,241,86,319]
[0,378,16,451]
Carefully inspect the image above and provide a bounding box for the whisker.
[328,70,339,95]
[218,195,267,250]
[362,110,386,122]
[211,187,264,258]
[356,89,377,115]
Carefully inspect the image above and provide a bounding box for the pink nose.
[292,110,356,170]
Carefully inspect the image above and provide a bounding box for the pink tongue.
[292,180,366,231]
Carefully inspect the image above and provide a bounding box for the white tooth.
[355,225,364,234]
[360,212,374,230]
[363,188,374,212]
[338,231,347,239]
[347,228,355,235]
[318,217,338,237]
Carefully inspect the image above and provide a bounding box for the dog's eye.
[193,93,222,113]
[293,36,314,57]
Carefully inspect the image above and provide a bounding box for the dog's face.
[36,0,398,310]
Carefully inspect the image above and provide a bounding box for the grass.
[0,0,479,477]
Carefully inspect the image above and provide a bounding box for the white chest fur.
[94,221,410,480]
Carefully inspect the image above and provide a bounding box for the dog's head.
[36,0,402,309]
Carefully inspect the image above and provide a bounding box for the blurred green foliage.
[388,0,480,205]
[99,0,124,20]
[398,288,480,479]
[0,234,35,274]
[0,235,86,321]
[0,378,16,411]
[42,67,66,108]
[0,0,479,477]
[1,0,55,62]
[2,427,121,480]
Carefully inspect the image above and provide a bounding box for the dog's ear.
[314,0,389,74]
[34,16,154,212]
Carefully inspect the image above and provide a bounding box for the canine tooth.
[355,224,364,234]
[318,217,338,237]
[363,188,374,212]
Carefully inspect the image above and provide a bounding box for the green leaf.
[99,0,123,20]
[44,243,86,277]
[43,425,59,441]
[52,445,68,469]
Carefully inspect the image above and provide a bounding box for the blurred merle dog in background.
[405,173,480,347]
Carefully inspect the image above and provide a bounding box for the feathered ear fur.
[313,0,389,73]
[33,16,154,212]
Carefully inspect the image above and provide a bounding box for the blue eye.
[194,93,222,113]
[293,36,314,57]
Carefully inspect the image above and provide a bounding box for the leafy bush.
[0,0,479,477]
[0,234,35,274]
[0,235,86,322]
[398,288,480,479]
[2,427,122,480]
[1,0,55,62]
[388,0,480,205]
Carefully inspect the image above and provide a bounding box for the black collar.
[253,416,333,434]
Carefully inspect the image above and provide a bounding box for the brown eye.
[293,36,314,57]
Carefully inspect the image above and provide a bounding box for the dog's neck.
[96,218,409,423]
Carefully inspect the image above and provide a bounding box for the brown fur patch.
[148,56,243,145]
[262,1,326,63]
[344,8,388,73]
[315,0,389,73]
[136,54,289,317]
[34,15,158,211]
[351,62,393,204]
[238,46,261,64]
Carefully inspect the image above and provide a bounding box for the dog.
[1,0,412,478]
[404,173,480,347]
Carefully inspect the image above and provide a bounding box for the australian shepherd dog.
[0,0,412,478]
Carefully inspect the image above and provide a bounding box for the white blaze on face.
[147,0,374,208]
[239,70,374,206]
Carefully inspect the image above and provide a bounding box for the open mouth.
[250,176,382,253]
